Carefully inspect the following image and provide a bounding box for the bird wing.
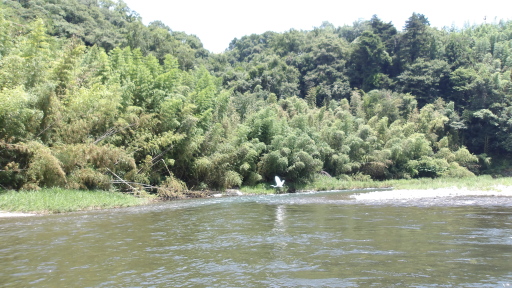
[275,176,281,185]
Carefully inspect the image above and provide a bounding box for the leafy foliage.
[1,2,512,194]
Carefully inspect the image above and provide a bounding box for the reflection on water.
[1,190,512,287]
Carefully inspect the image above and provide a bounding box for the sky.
[122,0,512,53]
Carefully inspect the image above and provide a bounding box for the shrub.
[406,156,449,178]
[244,172,262,186]
[224,170,242,188]
[23,141,66,189]
[454,147,479,172]
[0,140,31,189]
[157,175,188,199]
[67,168,111,190]
[360,161,390,180]
[442,162,476,178]
[351,172,372,181]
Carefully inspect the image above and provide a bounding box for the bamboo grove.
[1,0,512,195]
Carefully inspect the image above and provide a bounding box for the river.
[1,189,512,287]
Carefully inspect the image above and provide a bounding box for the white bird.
[271,176,285,188]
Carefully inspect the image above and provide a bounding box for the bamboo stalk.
[106,168,138,192]
[161,159,172,176]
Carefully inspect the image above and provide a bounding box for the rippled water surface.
[1,190,512,287]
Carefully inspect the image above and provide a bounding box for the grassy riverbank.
[241,175,512,194]
[381,175,512,191]
[0,188,151,214]
[304,175,512,192]
[2,175,511,215]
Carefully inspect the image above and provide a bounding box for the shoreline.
[0,211,37,218]
[351,185,512,200]
[3,185,512,218]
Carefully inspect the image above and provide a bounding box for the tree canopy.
[1,1,512,194]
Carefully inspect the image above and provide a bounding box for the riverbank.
[0,188,151,216]
[2,176,512,217]
[348,185,512,207]
[0,211,37,217]
[352,185,512,200]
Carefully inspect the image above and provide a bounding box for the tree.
[465,109,499,154]
[399,13,432,66]
[369,15,398,55]
[444,33,473,68]
[0,87,42,141]
[397,59,451,107]
[296,31,351,103]
[349,30,392,91]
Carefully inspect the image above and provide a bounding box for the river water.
[1,189,512,287]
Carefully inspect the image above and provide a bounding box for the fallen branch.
[106,168,138,192]
[151,145,174,164]
[161,159,172,176]
[136,145,174,175]
[94,123,137,144]
[110,180,157,190]
[319,170,332,177]
[36,123,55,138]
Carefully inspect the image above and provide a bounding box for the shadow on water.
[1,189,512,287]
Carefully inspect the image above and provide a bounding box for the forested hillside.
[1,0,512,195]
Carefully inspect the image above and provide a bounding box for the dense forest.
[1,0,512,196]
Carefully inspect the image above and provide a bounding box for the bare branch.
[106,168,138,192]
[94,123,137,144]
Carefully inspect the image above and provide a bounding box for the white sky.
[122,0,512,53]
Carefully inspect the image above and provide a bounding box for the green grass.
[241,178,395,194]
[0,188,151,214]
[300,175,512,192]
[240,183,277,195]
[301,177,389,192]
[383,175,512,191]
[4,175,510,214]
